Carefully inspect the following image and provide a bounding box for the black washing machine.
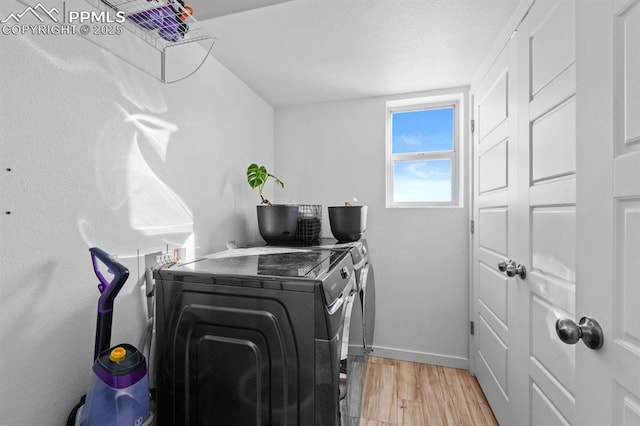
[317,240,375,426]
[153,246,358,425]
[258,239,375,356]
[253,239,376,425]
[333,240,374,356]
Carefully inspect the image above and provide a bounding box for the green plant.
[246,163,285,205]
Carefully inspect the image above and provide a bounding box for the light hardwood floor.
[359,357,498,426]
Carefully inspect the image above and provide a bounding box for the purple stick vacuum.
[67,248,151,426]
[90,247,130,360]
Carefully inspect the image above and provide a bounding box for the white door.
[472,0,579,423]
[471,28,523,426]
[518,1,580,424]
[573,0,640,424]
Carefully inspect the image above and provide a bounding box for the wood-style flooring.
[359,357,498,426]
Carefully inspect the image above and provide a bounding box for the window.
[386,94,463,207]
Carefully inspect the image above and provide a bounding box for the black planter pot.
[257,204,299,243]
[328,206,368,242]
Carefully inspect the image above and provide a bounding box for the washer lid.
[171,248,347,279]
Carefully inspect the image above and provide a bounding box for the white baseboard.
[351,344,469,370]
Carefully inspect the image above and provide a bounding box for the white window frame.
[385,93,464,208]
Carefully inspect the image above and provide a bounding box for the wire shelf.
[83,0,215,83]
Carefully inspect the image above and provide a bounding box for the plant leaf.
[247,163,267,189]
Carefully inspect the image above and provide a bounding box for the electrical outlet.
[172,247,185,263]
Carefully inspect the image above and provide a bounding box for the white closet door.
[471,31,522,426]
[520,1,579,424]
[473,0,640,423]
[574,0,640,423]
[472,0,578,423]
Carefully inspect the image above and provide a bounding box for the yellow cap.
[109,347,127,362]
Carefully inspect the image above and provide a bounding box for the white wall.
[0,3,273,423]
[274,88,470,367]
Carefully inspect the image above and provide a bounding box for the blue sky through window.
[392,107,454,154]
[393,159,452,202]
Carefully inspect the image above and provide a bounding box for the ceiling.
[193,0,520,108]
[186,0,294,20]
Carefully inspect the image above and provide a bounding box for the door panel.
[478,263,508,324]
[525,2,577,424]
[472,32,515,425]
[529,0,575,96]
[478,72,509,141]
[531,207,576,282]
[529,353,576,425]
[615,385,640,425]
[622,3,640,145]
[612,0,640,409]
[477,314,508,394]
[479,140,508,193]
[575,0,640,423]
[531,295,575,393]
[618,200,640,339]
[614,153,640,196]
[478,208,508,255]
[531,382,570,426]
[531,99,576,182]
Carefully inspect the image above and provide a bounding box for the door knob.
[505,262,526,279]
[555,317,604,350]
[497,260,526,279]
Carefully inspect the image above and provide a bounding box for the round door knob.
[497,261,508,272]
[505,262,527,279]
[555,318,581,344]
[555,316,604,350]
